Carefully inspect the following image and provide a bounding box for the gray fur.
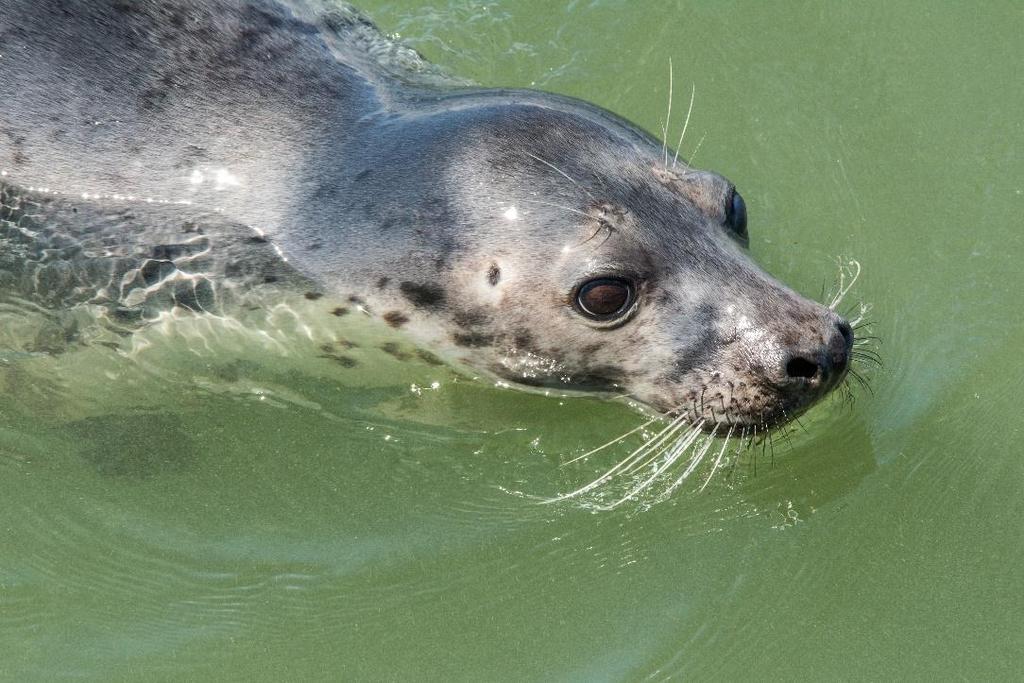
[0,0,852,429]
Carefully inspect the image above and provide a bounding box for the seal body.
[0,0,853,430]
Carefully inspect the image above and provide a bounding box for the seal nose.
[781,319,853,390]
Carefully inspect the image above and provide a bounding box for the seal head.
[299,97,854,431]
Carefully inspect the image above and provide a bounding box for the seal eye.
[575,278,634,320]
[725,189,748,240]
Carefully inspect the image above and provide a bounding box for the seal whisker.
[661,58,673,167]
[777,416,797,452]
[518,197,617,250]
[621,413,695,475]
[517,197,592,220]
[575,220,614,250]
[677,422,724,482]
[540,412,688,504]
[848,305,873,329]
[560,417,658,467]
[698,424,735,493]
[727,426,751,480]
[617,428,695,496]
[665,422,721,495]
[851,349,883,367]
[793,415,810,436]
[523,152,594,200]
[755,427,767,476]
[834,384,854,410]
[680,131,707,175]
[599,420,705,509]
[848,367,874,395]
[671,83,696,170]
[827,259,862,311]
[623,417,701,475]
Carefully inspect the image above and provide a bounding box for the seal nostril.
[785,356,819,380]
[837,320,854,347]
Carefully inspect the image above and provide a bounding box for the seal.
[0,0,854,432]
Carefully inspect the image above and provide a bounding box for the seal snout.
[779,318,853,393]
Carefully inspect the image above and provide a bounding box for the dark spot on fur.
[453,332,494,348]
[348,295,364,304]
[308,242,323,251]
[376,276,390,289]
[331,307,350,316]
[513,331,535,350]
[264,275,279,284]
[400,281,446,309]
[304,291,324,300]
[246,234,269,244]
[354,169,372,181]
[383,311,409,328]
[581,342,605,354]
[487,263,501,286]
[380,342,412,361]
[334,338,358,349]
[322,354,358,368]
[452,308,491,329]
[416,349,444,366]
[319,341,359,366]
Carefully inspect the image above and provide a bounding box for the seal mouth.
[661,403,809,435]
[651,355,854,435]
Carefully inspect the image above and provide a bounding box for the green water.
[3,0,1023,679]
